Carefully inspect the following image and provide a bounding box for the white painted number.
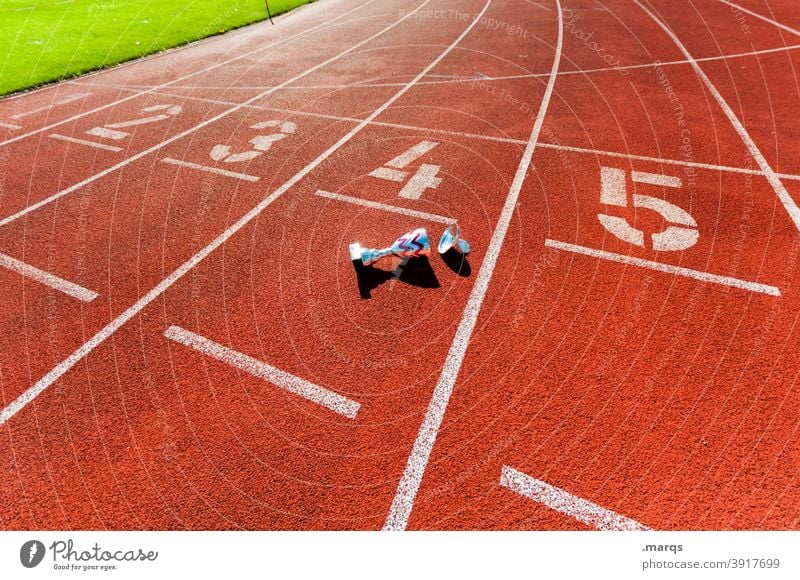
[598,167,698,252]
[87,103,182,141]
[210,120,296,163]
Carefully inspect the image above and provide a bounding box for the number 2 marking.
[597,166,698,252]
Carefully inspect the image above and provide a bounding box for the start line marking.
[161,157,260,182]
[50,134,123,152]
[545,239,781,296]
[500,465,652,531]
[314,190,455,224]
[0,252,98,302]
[164,326,360,419]
[0,122,21,131]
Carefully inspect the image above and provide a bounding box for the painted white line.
[314,190,455,224]
[383,0,564,532]
[0,0,490,429]
[10,93,91,120]
[148,89,800,183]
[718,0,800,37]
[370,166,407,182]
[386,140,439,168]
[161,157,259,182]
[50,134,122,152]
[164,326,359,418]
[0,1,425,229]
[0,122,22,130]
[636,0,800,232]
[545,239,781,296]
[499,466,651,531]
[0,252,98,302]
[0,0,378,148]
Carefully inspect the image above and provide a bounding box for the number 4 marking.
[598,167,698,252]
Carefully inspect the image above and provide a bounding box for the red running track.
[0,0,798,530]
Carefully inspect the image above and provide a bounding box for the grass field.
[0,0,315,96]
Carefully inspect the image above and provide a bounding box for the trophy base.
[349,243,363,263]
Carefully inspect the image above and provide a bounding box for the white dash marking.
[161,157,260,182]
[546,239,781,296]
[386,140,439,168]
[314,190,455,224]
[0,122,22,130]
[85,126,128,141]
[10,93,91,120]
[383,0,565,532]
[636,0,800,232]
[50,134,122,152]
[500,466,652,531]
[164,326,359,418]
[0,252,98,302]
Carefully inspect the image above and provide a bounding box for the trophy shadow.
[352,256,440,299]
[440,248,471,277]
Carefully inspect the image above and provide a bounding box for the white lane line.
[636,0,800,232]
[0,0,490,428]
[314,190,455,224]
[383,0,564,532]
[164,326,359,418]
[499,466,652,531]
[718,0,800,37]
[85,127,128,141]
[0,0,378,148]
[50,134,123,152]
[148,89,800,182]
[9,93,91,120]
[161,157,259,182]
[0,122,22,130]
[545,239,781,296]
[0,1,423,229]
[0,252,98,302]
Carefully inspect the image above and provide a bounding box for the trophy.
[437,223,471,255]
[349,228,431,266]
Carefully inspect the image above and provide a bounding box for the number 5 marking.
[210,120,297,163]
[598,166,698,252]
[87,103,182,141]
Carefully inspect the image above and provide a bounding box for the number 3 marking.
[598,166,699,252]
[87,103,182,141]
[210,120,297,163]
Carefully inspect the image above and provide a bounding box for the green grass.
[0,0,314,96]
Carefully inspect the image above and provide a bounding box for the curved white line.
[382,0,565,531]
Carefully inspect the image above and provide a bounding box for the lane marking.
[718,0,800,37]
[499,466,652,531]
[383,0,564,532]
[0,1,424,229]
[0,0,491,429]
[545,239,781,296]
[146,89,800,182]
[0,122,21,130]
[50,134,123,152]
[386,140,439,168]
[0,0,379,148]
[314,190,455,224]
[161,157,260,182]
[0,252,98,302]
[85,127,128,141]
[9,93,91,120]
[164,326,359,418]
[636,0,800,232]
